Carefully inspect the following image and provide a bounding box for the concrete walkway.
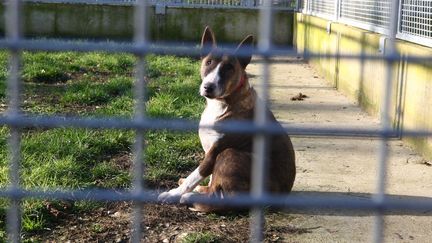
[247,58,432,242]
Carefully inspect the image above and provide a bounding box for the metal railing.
[1,0,432,242]
[23,0,297,9]
[300,0,432,47]
[152,0,296,8]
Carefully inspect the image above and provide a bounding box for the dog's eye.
[206,60,212,66]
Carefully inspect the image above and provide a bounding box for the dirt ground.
[37,58,432,242]
[247,57,432,242]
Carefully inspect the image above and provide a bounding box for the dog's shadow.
[280,191,432,217]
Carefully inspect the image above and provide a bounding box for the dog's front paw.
[179,192,197,204]
[158,188,182,203]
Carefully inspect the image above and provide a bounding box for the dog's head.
[199,26,253,99]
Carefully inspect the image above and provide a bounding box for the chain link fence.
[1,0,432,242]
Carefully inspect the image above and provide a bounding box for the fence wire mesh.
[400,0,432,38]
[300,0,432,47]
[340,0,392,28]
[1,0,432,243]
[398,0,432,46]
[302,0,336,18]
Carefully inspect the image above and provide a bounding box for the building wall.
[0,3,293,45]
[294,13,432,159]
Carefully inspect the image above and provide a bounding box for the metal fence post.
[250,0,273,242]
[5,0,23,242]
[335,0,341,21]
[372,0,400,242]
[131,0,148,242]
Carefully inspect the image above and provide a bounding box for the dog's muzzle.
[203,83,215,94]
[201,83,217,98]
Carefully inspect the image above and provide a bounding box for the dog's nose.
[203,83,215,93]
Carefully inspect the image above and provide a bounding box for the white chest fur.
[199,98,226,154]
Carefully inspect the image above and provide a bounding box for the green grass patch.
[182,231,222,243]
[0,51,204,239]
[0,52,8,100]
[61,77,133,106]
[22,211,46,233]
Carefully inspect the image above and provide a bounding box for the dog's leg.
[178,178,185,186]
[181,175,211,186]
[180,187,225,212]
[179,177,211,194]
[158,167,205,203]
[159,141,228,203]
[179,176,212,187]
[184,149,251,212]
[195,185,210,194]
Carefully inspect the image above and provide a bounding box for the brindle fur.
[185,27,296,212]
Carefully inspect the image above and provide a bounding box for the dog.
[158,26,296,212]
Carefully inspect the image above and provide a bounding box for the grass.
[0,51,204,240]
[182,231,222,243]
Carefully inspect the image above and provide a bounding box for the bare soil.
[34,57,432,242]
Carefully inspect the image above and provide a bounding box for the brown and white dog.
[158,27,296,212]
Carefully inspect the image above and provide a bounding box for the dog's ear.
[201,26,217,58]
[235,35,254,69]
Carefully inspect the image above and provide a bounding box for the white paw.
[158,188,182,203]
[180,192,197,204]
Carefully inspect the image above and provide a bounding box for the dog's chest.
[199,99,226,154]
